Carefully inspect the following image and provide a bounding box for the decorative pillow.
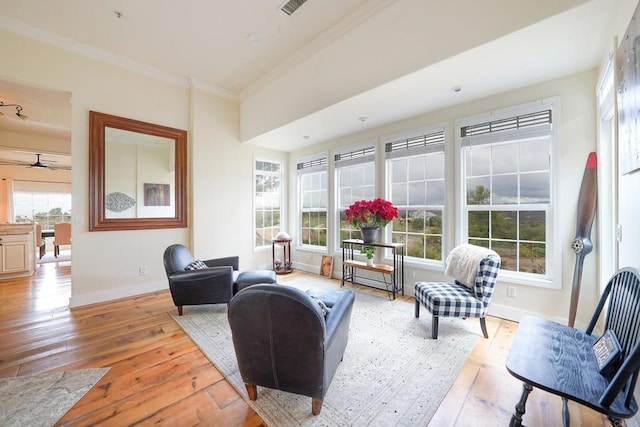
[185,260,208,271]
[308,294,331,318]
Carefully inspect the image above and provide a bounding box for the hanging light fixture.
[0,101,28,121]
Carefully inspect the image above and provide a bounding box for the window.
[297,155,328,249]
[596,59,617,293]
[335,143,375,249]
[254,159,282,248]
[386,128,445,262]
[459,103,556,283]
[12,180,72,229]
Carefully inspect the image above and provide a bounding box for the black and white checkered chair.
[414,245,500,339]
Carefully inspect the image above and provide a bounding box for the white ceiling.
[0,0,615,152]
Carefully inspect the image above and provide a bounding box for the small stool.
[234,270,277,294]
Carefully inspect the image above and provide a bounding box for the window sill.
[498,271,560,289]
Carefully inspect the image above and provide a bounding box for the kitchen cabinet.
[0,224,36,278]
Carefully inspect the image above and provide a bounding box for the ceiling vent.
[280,0,308,16]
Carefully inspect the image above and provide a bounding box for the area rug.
[172,275,480,426]
[37,249,71,264]
[0,368,109,427]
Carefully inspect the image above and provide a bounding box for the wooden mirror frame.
[89,111,187,231]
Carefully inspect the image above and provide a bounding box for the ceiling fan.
[0,153,71,171]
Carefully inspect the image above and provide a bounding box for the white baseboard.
[69,280,168,308]
[489,303,589,329]
[292,261,323,276]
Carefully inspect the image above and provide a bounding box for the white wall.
[0,27,282,307]
[289,69,601,326]
[189,89,288,269]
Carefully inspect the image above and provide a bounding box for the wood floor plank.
[133,389,220,426]
[63,349,220,419]
[60,363,224,426]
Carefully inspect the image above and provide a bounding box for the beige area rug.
[172,275,481,426]
[0,368,109,427]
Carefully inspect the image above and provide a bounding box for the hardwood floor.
[0,264,613,426]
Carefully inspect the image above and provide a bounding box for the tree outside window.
[13,191,71,229]
[464,137,550,275]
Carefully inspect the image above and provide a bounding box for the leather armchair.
[228,284,355,415]
[163,244,238,315]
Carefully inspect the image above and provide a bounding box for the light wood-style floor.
[0,264,613,426]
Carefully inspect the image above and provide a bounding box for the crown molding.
[188,78,239,102]
[0,16,237,101]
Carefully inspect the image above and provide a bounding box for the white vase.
[367,258,373,266]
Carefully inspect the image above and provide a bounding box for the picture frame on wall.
[144,183,170,206]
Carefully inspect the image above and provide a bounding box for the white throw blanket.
[445,244,496,288]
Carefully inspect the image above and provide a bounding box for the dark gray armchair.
[228,284,355,415]
[163,244,238,315]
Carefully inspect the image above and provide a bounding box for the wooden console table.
[341,239,404,300]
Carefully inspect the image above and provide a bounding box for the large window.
[386,128,445,262]
[298,155,328,249]
[335,143,375,249]
[459,103,556,282]
[254,159,282,248]
[12,180,72,229]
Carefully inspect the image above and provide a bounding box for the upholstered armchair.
[228,284,355,415]
[414,243,500,339]
[163,244,238,315]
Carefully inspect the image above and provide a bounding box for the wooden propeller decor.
[568,152,597,328]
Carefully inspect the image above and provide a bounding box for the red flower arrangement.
[345,198,399,229]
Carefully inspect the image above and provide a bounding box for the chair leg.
[608,416,624,426]
[432,315,439,339]
[311,398,323,415]
[509,382,533,427]
[480,317,488,338]
[245,384,257,401]
[562,397,569,427]
[177,305,183,316]
[415,299,420,318]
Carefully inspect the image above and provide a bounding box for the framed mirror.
[89,111,187,231]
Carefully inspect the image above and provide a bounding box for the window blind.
[461,110,552,147]
[385,129,445,159]
[13,180,71,193]
[296,156,327,174]
[334,146,375,167]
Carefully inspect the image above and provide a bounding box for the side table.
[272,238,293,274]
[341,239,404,299]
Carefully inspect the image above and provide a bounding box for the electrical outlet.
[507,286,516,298]
[139,265,148,276]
